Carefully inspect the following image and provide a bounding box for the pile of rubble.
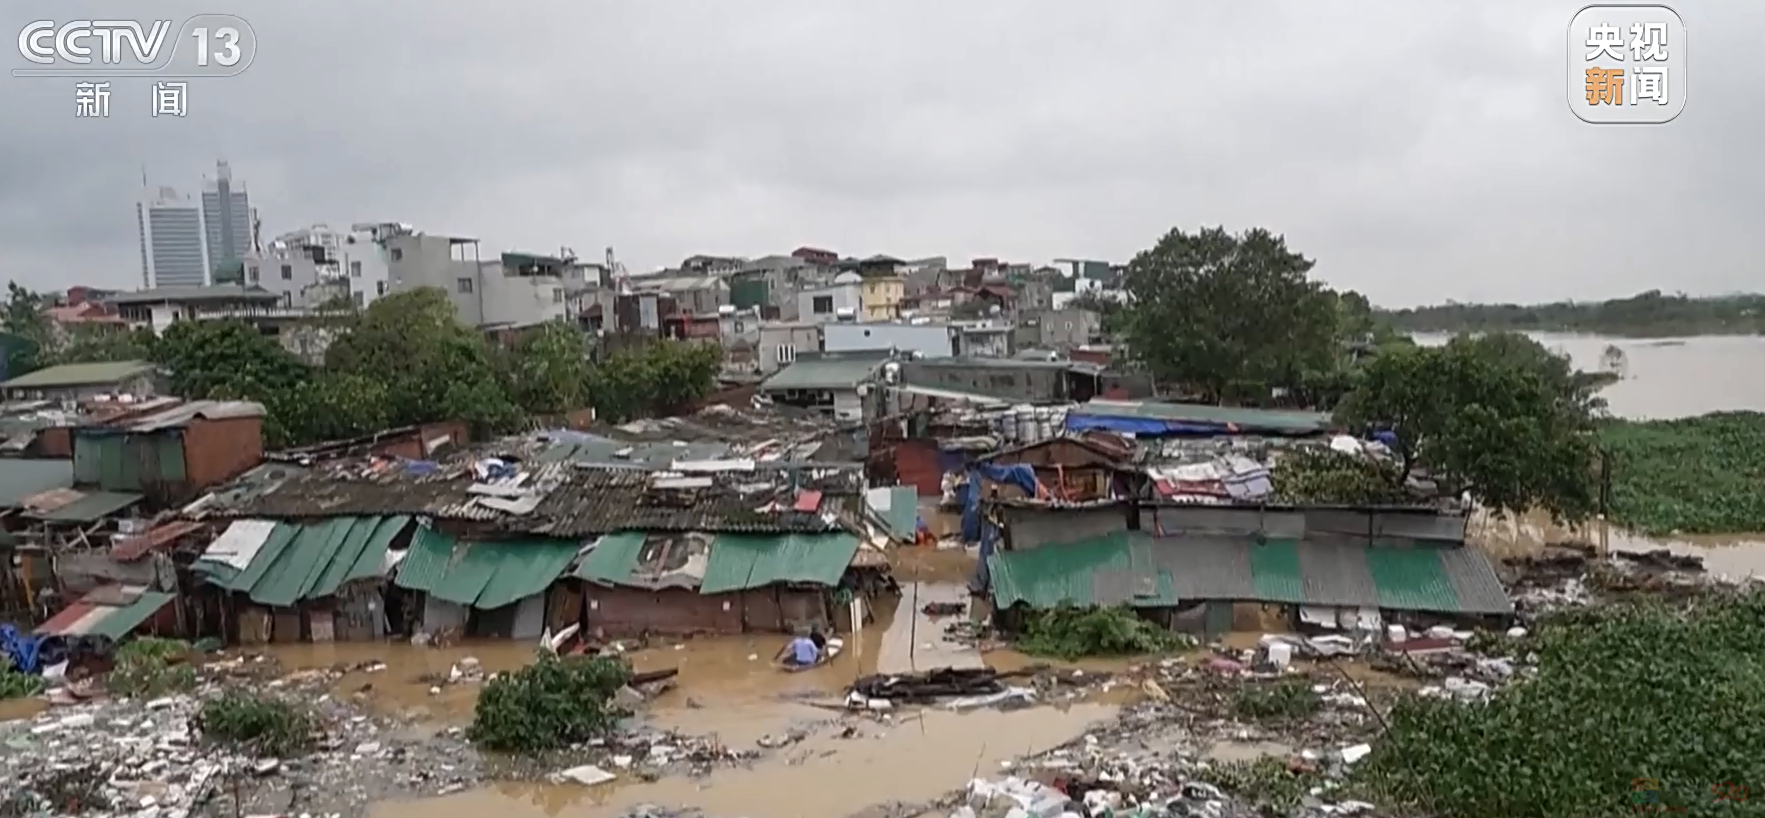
[0,681,483,818]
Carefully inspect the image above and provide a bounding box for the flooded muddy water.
[1473,510,1765,581]
[369,702,1116,818]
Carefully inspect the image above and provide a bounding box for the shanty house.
[573,529,865,637]
[972,435,1141,504]
[1,360,160,402]
[392,526,583,640]
[72,399,266,507]
[759,350,893,421]
[194,516,415,643]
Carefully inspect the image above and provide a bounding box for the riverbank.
[1600,411,1765,536]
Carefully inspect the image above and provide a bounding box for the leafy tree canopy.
[588,340,724,424]
[1121,226,1341,403]
[1383,289,1765,338]
[1334,332,1602,521]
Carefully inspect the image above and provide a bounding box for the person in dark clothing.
[809,627,827,651]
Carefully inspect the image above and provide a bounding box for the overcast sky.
[1,1,1757,307]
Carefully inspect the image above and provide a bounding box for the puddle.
[369,702,1116,818]
[1205,739,1293,763]
[1472,510,1765,580]
[0,697,49,722]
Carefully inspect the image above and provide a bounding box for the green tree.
[1068,292,1127,338]
[2,282,51,375]
[1382,289,1765,338]
[1335,332,1602,521]
[586,341,722,424]
[507,321,592,415]
[153,319,308,399]
[264,373,393,449]
[51,325,159,366]
[1121,226,1340,402]
[324,288,522,433]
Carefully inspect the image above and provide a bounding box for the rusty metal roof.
[225,463,860,537]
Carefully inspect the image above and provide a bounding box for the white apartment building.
[375,224,592,327]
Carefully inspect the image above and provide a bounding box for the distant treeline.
[1379,290,1765,338]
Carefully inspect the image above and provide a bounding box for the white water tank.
[1014,405,1037,442]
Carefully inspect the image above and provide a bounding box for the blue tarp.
[0,624,42,674]
[1065,413,1237,437]
[960,462,1039,542]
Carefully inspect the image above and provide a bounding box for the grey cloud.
[0,0,1757,305]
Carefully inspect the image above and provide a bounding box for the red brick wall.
[183,416,264,493]
[894,438,943,496]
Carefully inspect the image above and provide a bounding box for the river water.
[357,334,1765,818]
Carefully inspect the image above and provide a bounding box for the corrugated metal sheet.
[429,543,501,606]
[1366,547,1453,611]
[475,540,580,609]
[574,531,648,584]
[1145,536,1258,602]
[35,601,96,634]
[249,518,357,606]
[307,515,410,598]
[200,520,279,572]
[202,517,413,604]
[698,532,861,594]
[85,591,175,639]
[1248,540,1305,602]
[25,490,142,522]
[1437,546,1515,615]
[1298,540,1382,607]
[0,459,74,507]
[988,532,1135,609]
[393,526,460,592]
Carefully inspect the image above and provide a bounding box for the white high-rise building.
[137,185,210,288]
[137,159,257,289]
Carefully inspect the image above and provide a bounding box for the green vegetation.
[1354,590,1765,818]
[107,638,197,698]
[1015,605,1193,660]
[1,285,722,449]
[1334,332,1604,521]
[1270,447,1409,506]
[193,690,318,756]
[1381,290,1765,338]
[1600,412,1765,536]
[468,653,633,754]
[1232,680,1323,721]
[0,655,45,700]
[1208,756,1329,814]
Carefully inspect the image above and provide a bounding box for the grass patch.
[0,655,45,700]
[1232,680,1322,721]
[108,637,196,698]
[193,690,318,757]
[468,652,632,754]
[1014,605,1194,661]
[1600,411,1765,536]
[1353,589,1765,818]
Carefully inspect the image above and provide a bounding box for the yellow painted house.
[860,275,905,320]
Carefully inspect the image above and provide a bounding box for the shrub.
[467,652,632,754]
[0,655,45,700]
[1014,605,1193,661]
[193,690,317,757]
[108,637,196,698]
[1600,412,1765,535]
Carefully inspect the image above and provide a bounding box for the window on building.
[280,264,292,280]
[812,295,834,314]
[456,277,474,294]
[777,344,797,364]
[390,248,403,262]
[552,287,564,303]
[376,280,388,296]
[246,265,259,284]
[350,261,362,277]
[354,291,365,308]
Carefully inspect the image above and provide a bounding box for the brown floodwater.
[370,702,1116,818]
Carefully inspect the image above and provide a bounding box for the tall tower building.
[201,159,252,272]
[137,185,210,288]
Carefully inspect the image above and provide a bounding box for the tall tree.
[507,321,593,415]
[324,288,522,432]
[53,325,159,365]
[1,282,51,375]
[153,319,308,398]
[1335,332,1602,521]
[586,341,723,424]
[1122,226,1340,402]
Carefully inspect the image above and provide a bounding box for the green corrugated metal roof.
[0,459,74,507]
[24,490,141,522]
[204,517,410,604]
[88,591,175,639]
[988,532,1135,609]
[402,527,579,609]
[394,526,458,592]
[1248,540,1304,602]
[1,360,155,389]
[699,532,860,593]
[999,533,1510,616]
[1073,399,1333,435]
[1368,546,1461,612]
[869,486,920,541]
[475,540,580,609]
[573,531,648,584]
[760,352,889,391]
